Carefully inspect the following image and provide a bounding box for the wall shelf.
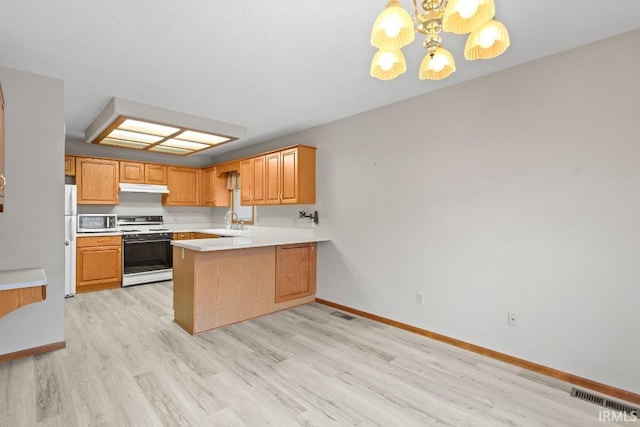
[0,268,47,318]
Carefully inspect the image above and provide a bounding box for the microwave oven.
[77,214,118,233]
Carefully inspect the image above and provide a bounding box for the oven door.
[122,238,173,286]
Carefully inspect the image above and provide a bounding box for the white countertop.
[171,227,330,252]
[77,231,123,237]
[0,268,47,291]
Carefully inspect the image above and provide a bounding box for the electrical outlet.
[508,312,518,327]
[416,292,425,305]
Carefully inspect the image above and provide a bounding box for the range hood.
[119,183,170,194]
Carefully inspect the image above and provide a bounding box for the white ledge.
[0,268,48,292]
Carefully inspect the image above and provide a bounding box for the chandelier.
[370,0,510,80]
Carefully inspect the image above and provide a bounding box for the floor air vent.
[570,388,638,416]
[330,311,355,321]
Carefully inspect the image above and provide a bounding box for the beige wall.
[0,66,65,353]
[213,29,640,394]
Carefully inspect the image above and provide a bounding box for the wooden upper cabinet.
[265,152,281,204]
[119,161,144,183]
[252,156,266,205]
[145,163,167,185]
[65,155,76,176]
[163,166,200,206]
[240,159,252,205]
[120,161,167,185]
[0,83,4,213]
[275,242,317,303]
[239,156,266,206]
[263,146,316,205]
[202,166,229,207]
[76,157,119,205]
[215,161,240,175]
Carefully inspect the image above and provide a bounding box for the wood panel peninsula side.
[172,239,319,335]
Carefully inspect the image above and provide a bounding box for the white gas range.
[118,216,173,287]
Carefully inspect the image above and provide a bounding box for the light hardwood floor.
[0,282,628,426]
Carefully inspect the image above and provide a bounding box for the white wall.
[212,30,640,394]
[0,66,65,354]
[76,193,214,226]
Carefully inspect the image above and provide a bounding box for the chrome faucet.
[224,210,238,229]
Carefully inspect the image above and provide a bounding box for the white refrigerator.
[65,184,77,297]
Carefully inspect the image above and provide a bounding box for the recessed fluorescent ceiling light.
[107,129,164,144]
[119,119,179,137]
[175,130,230,145]
[85,98,246,156]
[100,139,151,149]
[161,139,210,150]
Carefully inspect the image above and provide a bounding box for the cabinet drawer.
[77,235,122,247]
[173,232,192,240]
[192,232,221,239]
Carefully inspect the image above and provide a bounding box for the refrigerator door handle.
[69,217,77,242]
[70,187,77,215]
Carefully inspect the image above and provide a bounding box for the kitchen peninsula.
[171,228,329,335]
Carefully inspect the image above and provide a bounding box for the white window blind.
[233,188,253,221]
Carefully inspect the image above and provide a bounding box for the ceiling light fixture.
[85,98,246,156]
[370,0,510,81]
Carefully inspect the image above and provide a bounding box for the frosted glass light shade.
[371,0,415,50]
[442,0,495,34]
[464,19,510,60]
[107,129,164,144]
[119,119,179,136]
[176,130,230,145]
[370,49,407,80]
[419,48,456,80]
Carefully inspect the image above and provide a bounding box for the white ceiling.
[2,1,640,158]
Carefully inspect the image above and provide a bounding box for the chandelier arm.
[412,0,419,19]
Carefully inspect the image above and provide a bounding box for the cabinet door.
[201,167,229,207]
[76,246,122,289]
[275,243,317,303]
[64,155,76,176]
[76,157,120,205]
[145,163,167,185]
[120,161,145,183]
[280,148,299,204]
[265,152,281,204]
[201,167,219,207]
[240,159,252,205]
[251,155,266,205]
[0,84,4,213]
[164,167,200,206]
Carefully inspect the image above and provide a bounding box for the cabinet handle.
[0,174,6,190]
[97,239,104,242]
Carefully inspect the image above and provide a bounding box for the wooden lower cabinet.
[275,242,317,303]
[191,232,221,239]
[173,243,317,335]
[76,235,122,293]
[173,232,192,241]
[173,232,222,240]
